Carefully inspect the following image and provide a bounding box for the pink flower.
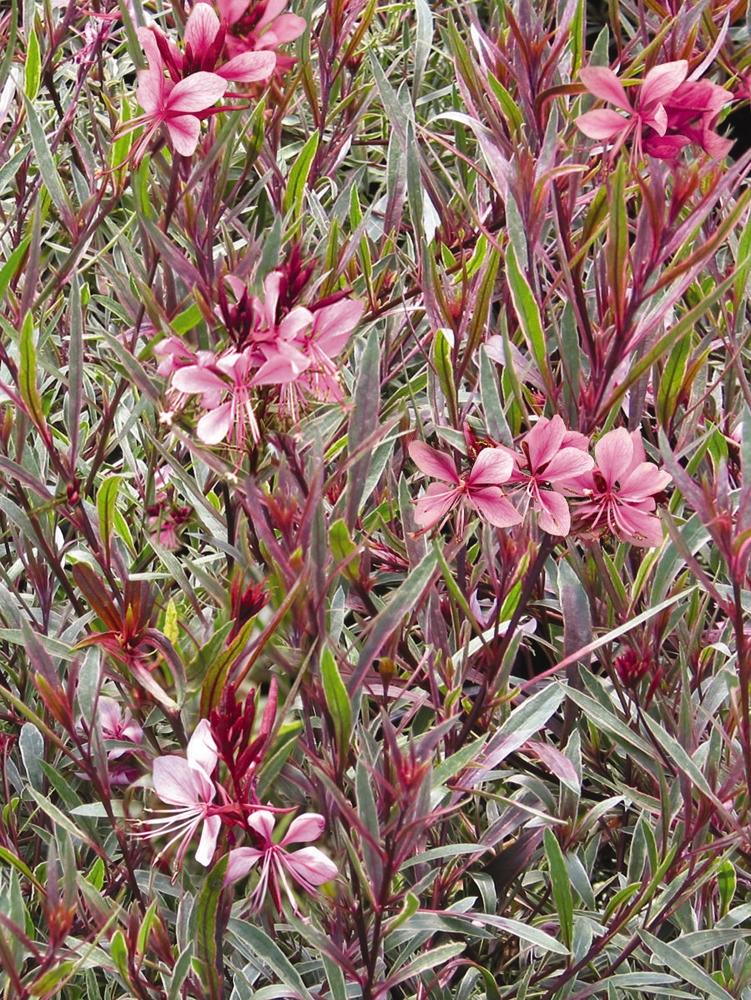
[408,442,521,530]
[576,61,732,160]
[510,416,594,536]
[132,56,227,157]
[99,697,143,760]
[225,810,337,912]
[216,0,306,60]
[171,351,261,447]
[137,719,221,867]
[575,428,671,547]
[141,5,276,84]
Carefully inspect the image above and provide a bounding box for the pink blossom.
[575,428,671,547]
[216,0,306,61]
[137,719,221,867]
[576,60,731,160]
[408,442,521,530]
[225,810,337,912]
[510,416,594,536]
[140,5,276,84]
[131,52,227,157]
[99,697,143,760]
[171,351,261,447]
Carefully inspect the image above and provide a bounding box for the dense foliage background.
[1,0,751,996]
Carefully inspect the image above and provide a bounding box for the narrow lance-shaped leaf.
[19,312,47,435]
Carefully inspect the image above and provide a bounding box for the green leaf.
[23,94,71,221]
[194,855,228,1000]
[329,518,360,580]
[348,550,437,691]
[432,328,458,426]
[19,311,46,431]
[639,929,735,1000]
[227,919,316,1000]
[24,27,40,100]
[718,860,736,917]
[505,244,548,384]
[284,131,319,218]
[656,330,692,429]
[387,943,465,988]
[345,326,380,528]
[96,475,123,558]
[479,346,512,445]
[607,160,628,329]
[320,645,352,755]
[544,829,573,949]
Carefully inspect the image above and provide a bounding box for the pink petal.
[187,719,218,776]
[278,306,314,342]
[281,813,325,845]
[172,366,226,394]
[618,462,671,499]
[98,697,121,736]
[469,486,523,528]
[166,72,227,114]
[283,847,338,887]
[525,415,566,473]
[543,447,594,483]
[136,68,164,115]
[414,484,459,529]
[579,66,631,111]
[312,299,365,357]
[153,755,210,806]
[216,0,249,24]
[256,0,288,29]
[535,490,571,536]
[260,12,306,43]
[615,507,664,547]
[137,26,165,73]
[576,109,630,140]
[165,114,201,156]
[195,814,221,866]
[468,447,514,487]
[247,810,277,842]
[217,50,276,82]
[225,847,263,885]
[184,3,220,56]
[642,133,689,159]
[196,402,233,444]
[640,60,688,111]
[408,442,459,483]
[594,428,633,487]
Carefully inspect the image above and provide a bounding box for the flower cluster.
[409,417,670,547]
[127,0,303,160]
[161,271,364,447]
[131,692,336,913]
[576,59,732,161]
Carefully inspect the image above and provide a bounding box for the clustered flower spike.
[409,419,671,547]
[165,272,364,447]
[576,59,732,161]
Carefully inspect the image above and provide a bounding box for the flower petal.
[525,415,566,473]
[468,447,514,487]
[414,484,458,529]
[153,755,208,807]
[536,490,571,536]
[618,462,671,499]
[187,719,218,776]
[594,428,633,487]
[408,442,458,483]
[247,810,277,842]
[184,3,220,56]
[576,109,630,140]
[282,813,326,845]
[217,50,277,82]
[166,72,227,114]
[195,814,221,866]
[196,402,233,444]
[579,66,631,111]
[224,847,263,885]
[311,299,365,357]
[283,847,338,887]
[171,365,225,394]
[543,447,594,484]
[640,60,688,111]
[165,114,201,156]
[469,486,523,528]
